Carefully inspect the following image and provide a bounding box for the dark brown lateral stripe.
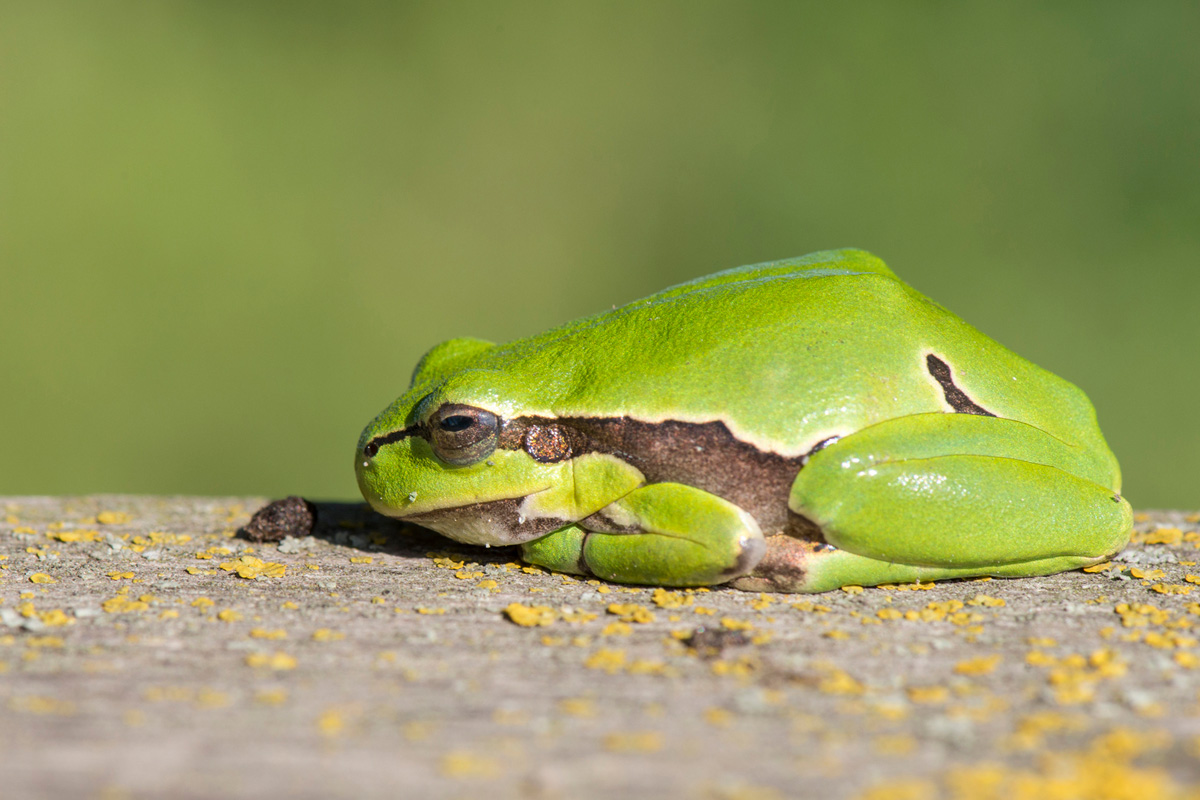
[368,410,828,537]
[505,416,807,535]
[925,354,996,417]
[364,424,424,457]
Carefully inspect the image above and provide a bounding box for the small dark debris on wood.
[240,496,316,543]
[684,626,749,659]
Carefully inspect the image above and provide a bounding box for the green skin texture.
[356,249,1131,592]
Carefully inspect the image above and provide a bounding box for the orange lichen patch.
[558,697,596,717]
[1136,527,1183,546]
[245,652,297,670]
[710,654,758,678]
[476,579,499,591]
[46,529,103,543]
[628,659,677,677]
[1007,710,1089,750]
[907,686,950,704]
[954,655,1001,676]
[102,595,149,614]
[1128,567,1166,580]
[1115,603,1173,627]
[440,750,503,777]
[36,609,74,627]
[603,731,662,753]
[1142,630,1197,649]
[142,531,191,546]
[317,708,346,736]
[26,636,64,648]
[194,546,233,560]
[876,608,904,621]
[1150,583,1192,595]
[892,581,936,591]
[651,589,692,609]
[1083,561,1119,573]
[350,556,373,564]
[311,628,345,642]
[255,689,288,706]
[584,648,627,673]
[1036,649,1127,705]
[818,669,865,696]
[750,593,776,610]
[249,628,287,640]
[218,556,285,579]
[416,607,446,615]
[505,603,557,627]
[28,573,56,584]
[96,511,132,525]
[823,630,851,640]
[966,594,1005,607]
[216,609,243,623]
[1173,651,1200,669]
[428,554,467,570]
[873,735,918,756]
[190,597,214,608]
[900,600,974,623]
[453,568,483,579]
[703,706,732,727]
[106,571,135,581]
[560,609,598,624]
[790,602,831,613]
[1089,727,1173,760]
[607,604,655,623]
[601,621,632,637]
[720,617,754,632]
[10,695,76,715]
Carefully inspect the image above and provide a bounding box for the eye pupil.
[440,415,473,432]
[364,442,379,458]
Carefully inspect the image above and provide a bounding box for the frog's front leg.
[741,412,1132,593]
[520,483,765,587]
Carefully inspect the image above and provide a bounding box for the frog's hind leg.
[740,412,1132,593]
[520,482,765,587]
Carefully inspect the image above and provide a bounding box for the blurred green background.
[1,2,1197,508]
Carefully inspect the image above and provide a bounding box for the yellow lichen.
[606,603,655,623]
[245,652,297,670]
[504,603,557,627]
[954,655,1001,676]
[218,556,286,579]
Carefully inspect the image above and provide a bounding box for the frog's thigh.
[790,413,1133,570]
[521,483,765,587]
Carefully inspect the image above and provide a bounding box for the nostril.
[364,441,379,458]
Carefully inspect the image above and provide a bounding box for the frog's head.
[355,337,641,547]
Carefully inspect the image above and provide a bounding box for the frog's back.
[466,249,1115,483]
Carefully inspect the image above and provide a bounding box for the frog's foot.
[729,535,1113,593]
[520,482,765,587]
[761,412,1132,593]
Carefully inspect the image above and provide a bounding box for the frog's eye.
[428,404,499,466]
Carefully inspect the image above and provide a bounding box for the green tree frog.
[356,249,1130,592]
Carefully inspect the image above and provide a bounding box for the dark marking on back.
[925,354,996,417]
